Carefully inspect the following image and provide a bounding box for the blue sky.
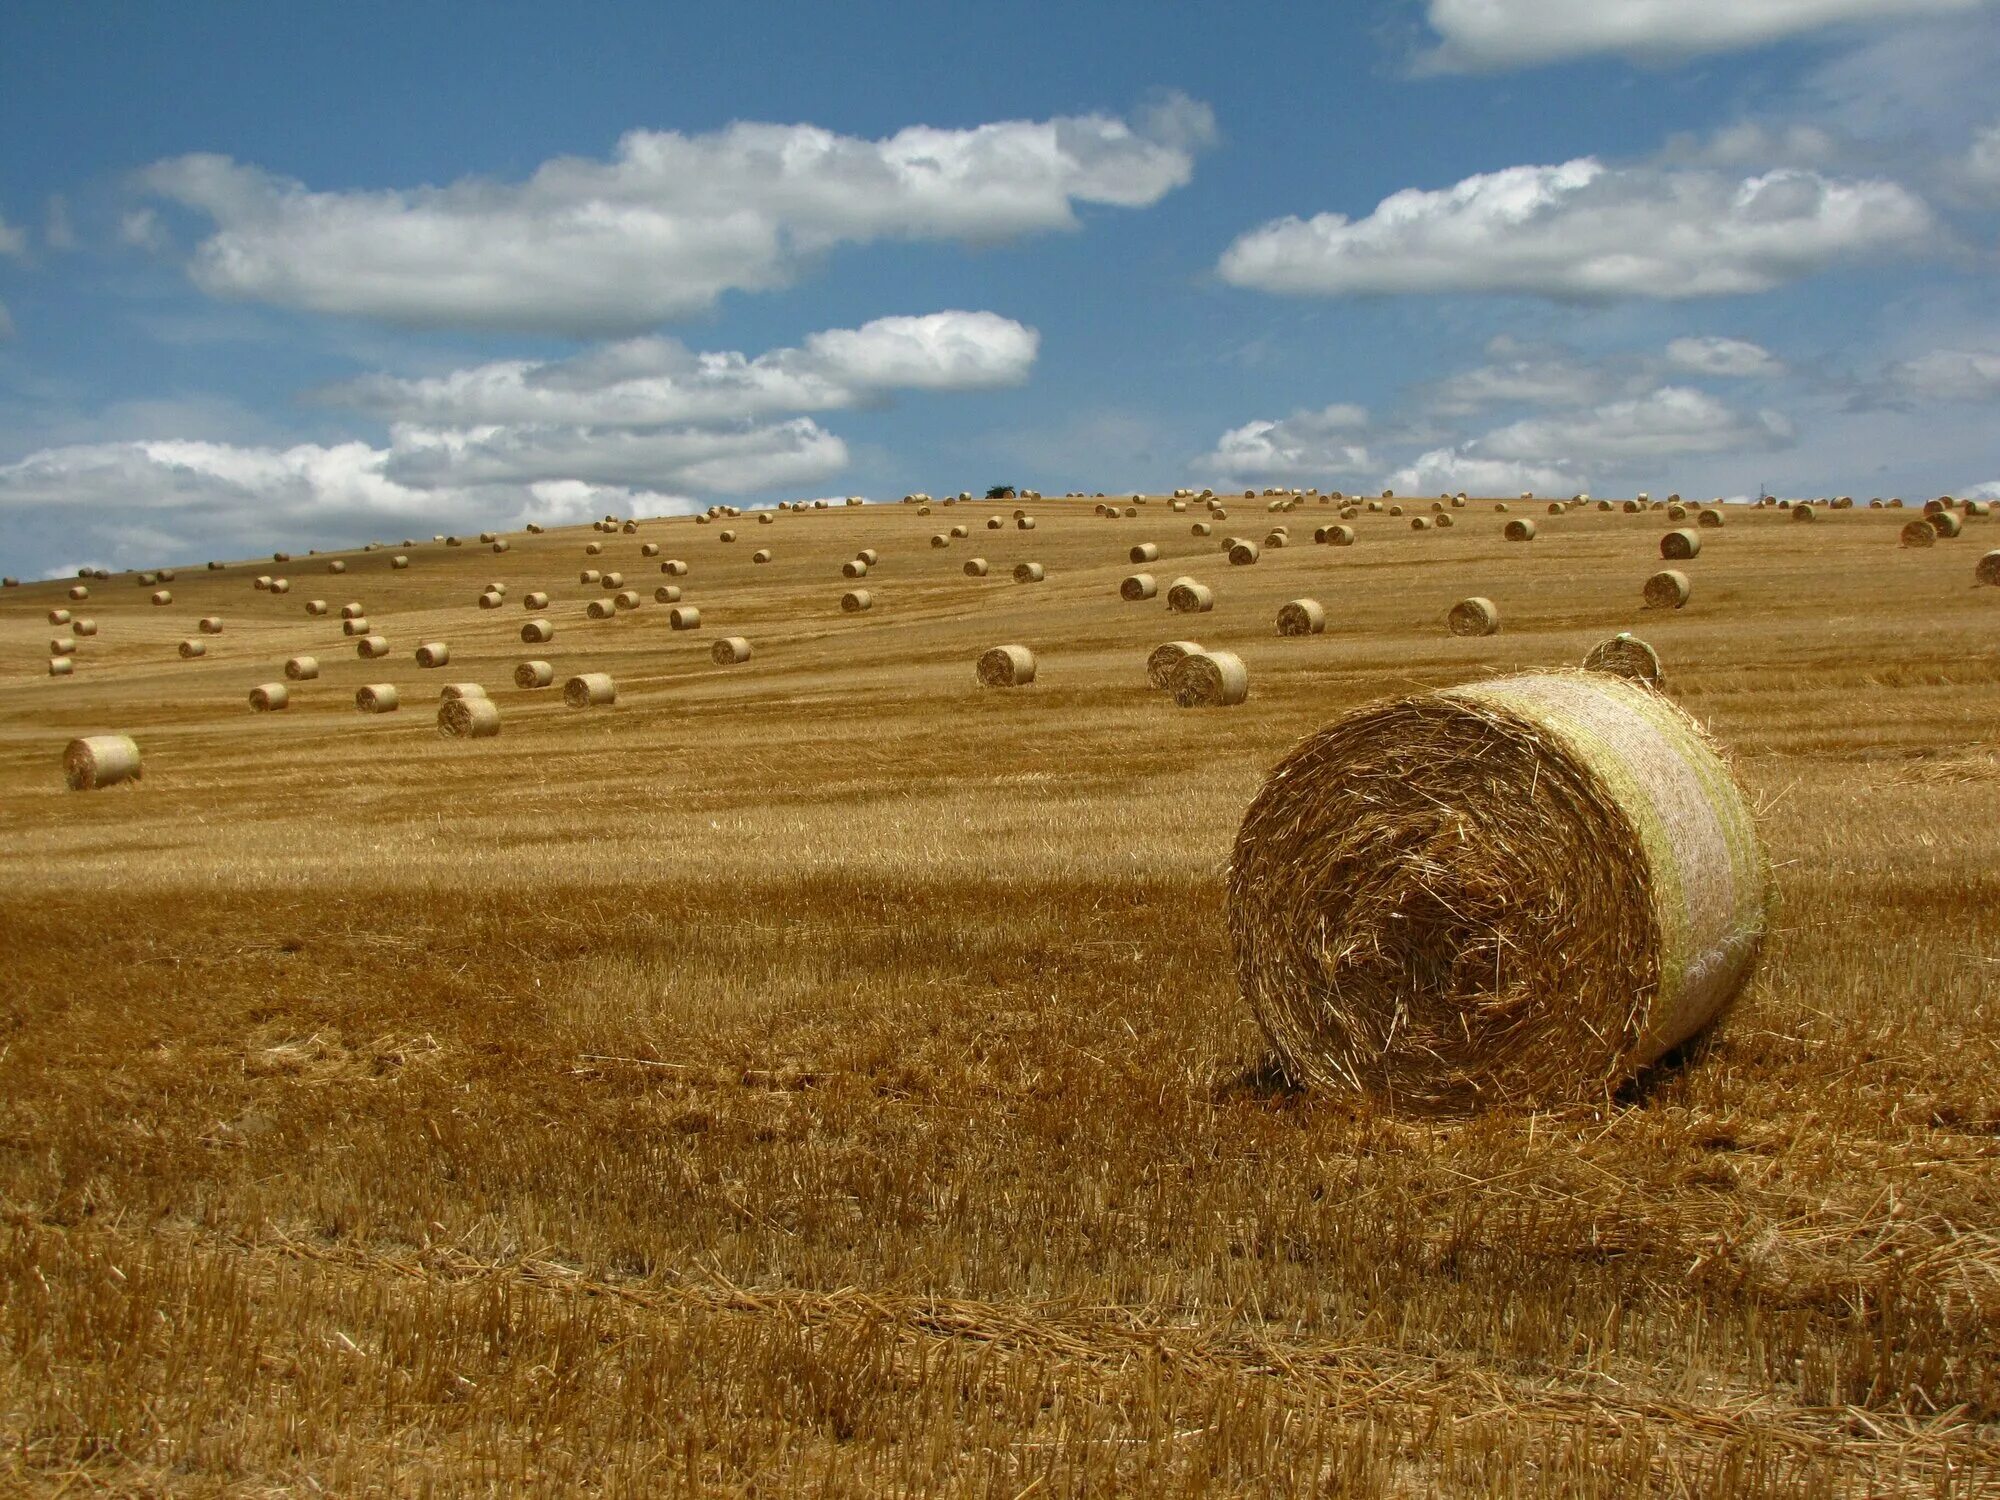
[2,0,1996,575]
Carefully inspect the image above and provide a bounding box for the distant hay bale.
[356,683,398,713]
[758,513,774,524]
[1644,569,1692,610]
[977,644,1037,688]
[342,617,371,636]
[176,640,205,659]
[1146,640,1203,689]
[269,578,291,595]
[1933,512,1964,539]
[1277,598,1326,636]
[478,532,495,543]
[68,584,92,603]
[65,735,142,791]
[1965,500,1990,518]
[586,599,615,619]
[1792,503,1816,522]
[586,542,603,555]
[1437,513,1456,529]
[285,655,319,680]
[1264,529,1290,547]
[949,524,969,538]
[357,635,389,659]
[1504,518,1537,542]
[207,561,224,571]
[50,635,76,655]
[1228,540,1260,565]
[526,523,544,534]
[1447,597,1500,637]
[1013,562,1045,583]
[439,682,486,701]
[1547,502,1565,516]
[1660,529,1701,560]
[987,516,1004,529]
[641,542,661,557]
[1411,516,1433,532]
[491,539,510,554]
[151,590,173,606]
[931,533,950,549]
[328,559,347,573]
[856,549,878,566]
[1389,506,1404,517]
[1167,578,1214,614]
[842,559,869,578]
[1170,649,1249,708]
[564,672,616,708]
[1977,550,2000,585]
[1667,504,1687,522]
[1226,670,1767,1109]
[524,591,549,610]
[661,559,688,576]
[614,589,640,609]
[963,558,989,577]
[600,571,623,588]
[711,636,752,665]
[48,608,72,626]
[306,599,329,616]
[73,619,97,637]
[652,585,682,604]
[521,619,555,644]
[49,657,75,676]
[340,602,365,620]
[249,683,289,712]
[1325,524,1357,547]
[1697,509,1724,529]
[1129,542,1160,563]
[1123,506,1139,518]
[1121,573,1158,601]
[479,591,504,609]
[1192,522,1213,537]
[917,505,932,515]
[670,605,702,629]
[1211,507,1229,521]
[439,696,501,739]
[392,555,410,569]
[1583,633,1664,687]
[719,529,737,542]
[515,659,555,688]
[415,642,450,668]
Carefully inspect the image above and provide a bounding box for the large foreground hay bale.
[1276,598,1325,636]
[1644,569,1691,610]
[65,735,142,790]
[1121,573,1157,601]
[1227,671,1767,1110]
[712,636,752,664]
[1661,529,1701,560]
[356,683,398,713]
[1169,649,1248,708]
[1901,520,1938,548]
[1583,633,1664,686]
[1167,578,1214,614]
[285,655,319,680]
[976,644,1037,687]
[1447,597,1499,636]
[1147,640,1203,689]
[515,659,555,688]
[439,696,501,738]
[1978,550,2000,586]
[564,672,615,708]
[249,683,289,712]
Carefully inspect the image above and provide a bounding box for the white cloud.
[1964,479,2000,499]
[140,98,1213,335]
[1887,348,2000,400]
[118,208,168,251]
[1387,450,1576,495]
[1480,386,1794,463]
[382,417,846,492]
[1655,123,1846,171]
[1216,159,1935,300]
[1664,337,1787,377]
[1426,346,1615,413]
[321,310,1038,427]
[1418,0,1988,71]
[1195,404,1373,481]
[0,215,26,260]
[1959,122,2000,198]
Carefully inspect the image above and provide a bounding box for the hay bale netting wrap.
[711,636,752,665]
[65,735,143,790]
[1227,671,1768,1110]
[1661,529,1701,560]
[1901,520,1938,548]
[564,672,616,708]
[1978,550,2000,586]
[1277,598,1326,636]
[975,644,1036,688]
[439,696,501,739]
[415,642,450,668]
[1167,578,1214,614]
[1120,573,1158,601]
[1013,562,1045,584]
[1504,518,1537,542]
[515,659,556,688]
[249,682,289,712]
[1169,649,1249,708]
[1447,597,1500,637]
[355,683,399,713]
[1644,569,1692,610]
[285,655,320,681]
[1583,633,1665,687]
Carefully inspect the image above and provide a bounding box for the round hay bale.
[1660,529,1701,560]
[661,559,688,576]
[176,640,205,659]
[1667,504,1687,522]
[1228,540,1260,565]
[564,672,616,708]
[478,591,504,609]
[1277,599,1326,636]
[68,585,89,601]
[357,635,390,659]
[1583,633,1664,687]
[950,525,969,539]
[838,590,873,615]
[1016,517,1036,531]
[491,539,510,554]
[1901,520,1938,548]
[1976,550,2000,585]
[1013,562,1045,583]
[719,529,736,543]
[976,644,1037,688]
[328,559,347,573]
[439,682,486,700]
[269,578,291,595]
[415,642,449,668]
[752,548,772,563]
[1447,597,1500,637]
[306,599,329,616]
[1411,516,1433,532]
[1642,569,1693,611]
[600,571,623,589]
[613,589,640,610]
[641,542,661,557]
[1933,512,1964,539]
[759,513,774,524]
[930,534,950,549]
[524,591,549,611]
[1504,518,1537,542]
[249,683,288,712]
[585,542,603,555]
[356,683,398,713]
[1130,542,1160,564]
[1325,524,1357,547]
[670,605,702,629]
[285,655,320,680]
[1121,573,1158,601]
[439,696,500,739]
[1965,500,1990,518]
[711,636,752,665]
[1265,529,1291,547]
[478,532,496,543]
[392,555,410,569]
[1697,508,1723,529]
[1167,579,1214,614]
[65,735,142,790]
[515,659,555,689]
[339,602,365,620]
[49,635,77,655]
[1436,513,1456,529]
[1389,506,1404,518]
[586,599,614,619]
[48,608,72,626]
[49,657,75,676]
[521,619,555,644]
[842,559,869,578]
[1792,503,1816,522]
[73,619,97,637]
[1211,507,1229,521]
[987,516,1004,530]
[151,590,173,606]
[963,558,989,577]
[1170,650,1249,708]
[1547,502,1565,516]
[206,561,224,571]
[1227,671,1766,1110]
[652,585,682,604]
[342,617,372,636]
[1146,640,1203,689]
[1192,522,1214,537]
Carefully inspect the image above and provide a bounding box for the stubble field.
[1,492,1996,1496]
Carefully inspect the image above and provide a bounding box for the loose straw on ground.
[65,735,142,790]
[1226,670,1767,1111]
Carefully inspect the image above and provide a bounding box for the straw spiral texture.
[564,672,616,708]
[670,605,703,629]
[1504,518,1537,542]
[976,644,1037,688]
[614,590,640,610]
[711,636,752,665]
[653,585,682,604]
[515,659,555,688]
[1167,579,1214,614]
[1644,570,1692,610]
[249,683,288,712]
[1227,671,1767,1111]
[65,735,142,791]
[1901,520,1938,548]
[439,696,501,739]
[1583,633,1664,687]
[1169,650,1249,708]
[1447,597,1500,637]
[1120,573,1157,601]
[586,599,614,619]
[1146,640,1203,689]
[1661,530,1701,560]
[284,655,319,680]
[356,684,398,713]
[1277,599,1326,636]
[1228,541,1261,565]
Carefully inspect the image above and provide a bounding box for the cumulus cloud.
[1479,386,1794,463]
[1664,337,1787,377]
[321,311,1038,427]
[1418,0,1988,71]
[1216,159,1935,300]
[1887,348,2000,400]
[1195,404,1373,481]
[139,98,1213,335]
[1425,344,1620,414]
[1387,450,1577,495]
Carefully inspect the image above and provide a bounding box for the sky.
[1,0,1997,577]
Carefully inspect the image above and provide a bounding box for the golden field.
[1,493,1996,1496]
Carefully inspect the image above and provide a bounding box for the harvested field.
[0,495,1997,1495]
